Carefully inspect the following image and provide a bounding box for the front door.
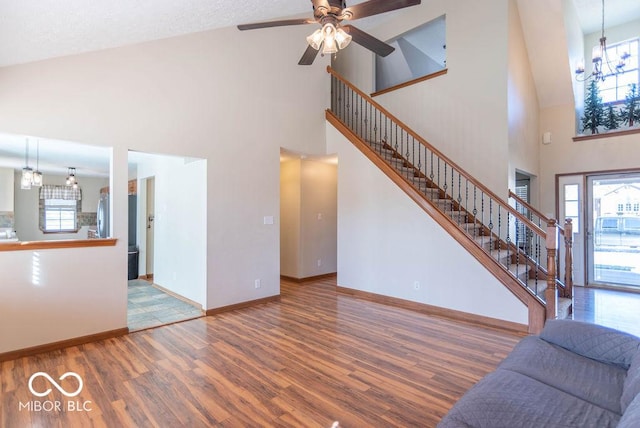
[558,175,585,286]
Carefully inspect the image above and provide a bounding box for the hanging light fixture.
[31,139,43,187]
[21,139,33,190]
[66,167,79,189]
[306,16,352,57]
[575,0,630,82]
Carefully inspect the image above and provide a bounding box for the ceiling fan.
[237,0,421,65]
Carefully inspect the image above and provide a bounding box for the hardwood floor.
[0,278,523,427]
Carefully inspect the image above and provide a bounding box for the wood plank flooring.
[1,278,523,427]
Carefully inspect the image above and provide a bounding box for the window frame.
[597,37,639,105]
[40,198,81,234]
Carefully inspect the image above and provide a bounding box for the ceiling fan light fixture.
[335,27,352,50]
[321,23,338,55]
[306,29,324,50]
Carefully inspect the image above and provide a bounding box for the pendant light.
[66,167,79,189]
[31,139,43,187]
[21,139,33,190]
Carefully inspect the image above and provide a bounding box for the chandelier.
[575,0,630,82]
[306,16,352,56]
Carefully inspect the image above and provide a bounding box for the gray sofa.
[438,319,640,428]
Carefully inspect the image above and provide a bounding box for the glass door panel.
[587,173,640,288]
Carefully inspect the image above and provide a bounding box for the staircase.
[326,66,573,334]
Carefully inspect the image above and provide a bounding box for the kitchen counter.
[0,238,117,252]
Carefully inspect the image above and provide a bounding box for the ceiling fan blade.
[342,25,395,57]
[237,18,316,31]
[298,45,320,65]
[343,0,421,21]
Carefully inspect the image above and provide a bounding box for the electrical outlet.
[317,259,322,267]
[255,279,261,289]
[413,281,420,290]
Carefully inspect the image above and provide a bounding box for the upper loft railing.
[326,66,572,321]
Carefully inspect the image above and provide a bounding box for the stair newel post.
[564,218,574,299]
[545,219,559,320]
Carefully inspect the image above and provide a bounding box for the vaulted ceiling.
[1,0,638,68]
[0,0,639,174]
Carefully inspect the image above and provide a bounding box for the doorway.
[127,151,208,331]
[587,173,640,289]
[558,171,640,290]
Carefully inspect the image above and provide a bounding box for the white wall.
[0,246,126,353]
[136,154,207,308]
[13,172,107,241]
[300,159,337,277]
[0,23,329,353]
[333,0,511,197]
[327,124,528,325]
[507,0,541,197]
[280,158,338,279]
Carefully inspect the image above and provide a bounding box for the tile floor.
[572,286,640,337]
[127,279,203,331]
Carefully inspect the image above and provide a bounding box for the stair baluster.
[327,66,572,331]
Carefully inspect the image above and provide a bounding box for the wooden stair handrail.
[508,190,565,236]
[327,109,547,333]
[327,66,546,239]
[508,189,572,297]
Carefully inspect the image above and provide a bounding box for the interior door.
[558,175,585,286]
[146,177,155,279]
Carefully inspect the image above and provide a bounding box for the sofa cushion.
[498,336,627,414]
[540,320,640,369]
[621,349,640,413]
[618,393,640,428]
[437,370,621,428]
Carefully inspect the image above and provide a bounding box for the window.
[597,38,639,104]
[39,185,82,233]
[44,199,78,232]
[564,184,580,229]
[625,217,640,232]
